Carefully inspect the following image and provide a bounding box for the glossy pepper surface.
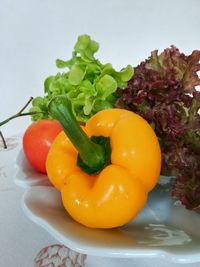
[46,96,161,228]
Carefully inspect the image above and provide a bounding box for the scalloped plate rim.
[22,186,200,264]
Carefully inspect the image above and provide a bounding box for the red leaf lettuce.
[116,46,200,211]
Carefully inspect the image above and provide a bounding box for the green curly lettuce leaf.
[30,34,134,123]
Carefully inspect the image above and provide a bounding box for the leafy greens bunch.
[116,46,200,211]
[30,35,133,122]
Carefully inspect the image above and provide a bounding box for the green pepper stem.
[48,96,107,172]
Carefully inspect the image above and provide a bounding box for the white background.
[0,0,200,266]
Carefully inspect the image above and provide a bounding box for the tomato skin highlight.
[23,120,62,173]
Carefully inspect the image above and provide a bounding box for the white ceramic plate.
[14,149,51,188]
[22,177,200,264]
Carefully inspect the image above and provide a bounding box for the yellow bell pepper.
[46,96,161,229]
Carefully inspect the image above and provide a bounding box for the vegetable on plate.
[116,46,200,211]
[29,34,133,123]
[46,95,161,228]
[1,34,199,215]
[23,119,62,173]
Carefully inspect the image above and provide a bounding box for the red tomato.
[23,120,62,173]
